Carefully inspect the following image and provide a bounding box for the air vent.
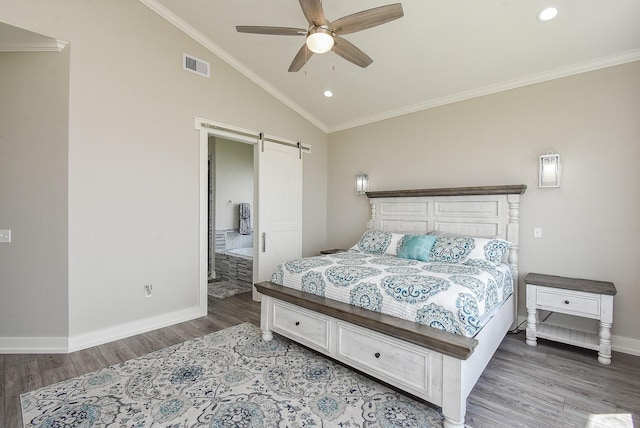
[183,53,210,78]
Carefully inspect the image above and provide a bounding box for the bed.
[255,184,526,428]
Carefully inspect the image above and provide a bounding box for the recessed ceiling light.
[538,7,558,22]
[323,90,333,98]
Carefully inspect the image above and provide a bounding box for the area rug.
[21,323,447,427]
[207,280,252,299]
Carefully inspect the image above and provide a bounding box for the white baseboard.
[67,305,205,353]
[0,305,205,354]
[610,335,640,356]
[515,315,640,356]
[0,336,69,354]
[3,311,637,356]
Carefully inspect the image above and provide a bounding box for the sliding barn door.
[254,139,302,299]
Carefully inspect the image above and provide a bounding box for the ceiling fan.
[236,0,404,72]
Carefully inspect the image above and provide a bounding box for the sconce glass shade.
[306,27,334,53]
[539,153,560,188]
[355,173,369,195]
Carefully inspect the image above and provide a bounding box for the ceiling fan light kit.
[306,27,334,53]
[236,0,404,72]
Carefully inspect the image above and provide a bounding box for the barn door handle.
[262,233,266,253]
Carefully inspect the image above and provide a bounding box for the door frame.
[194,118,310,311]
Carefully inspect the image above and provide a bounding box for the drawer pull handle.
[295,321,300,326]
[374,352,381,358]
[564,300,570,304]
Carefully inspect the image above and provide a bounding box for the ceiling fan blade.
[332,36,372,68]
[236,26,307,36]
[288,43,314,72]
[332,3,404,35]
[299,0,328,26]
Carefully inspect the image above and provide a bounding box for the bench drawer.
[336,323,437,395]
[272,301,331,352]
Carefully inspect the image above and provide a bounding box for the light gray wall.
[327,61,640,345]
[214,138,254,230]
[1,0,327,345]
[0,49,70,339]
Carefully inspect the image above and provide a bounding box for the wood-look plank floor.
[2,293,638,428]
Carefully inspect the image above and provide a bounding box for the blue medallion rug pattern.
[21,323,447,427]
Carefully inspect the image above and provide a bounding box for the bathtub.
[215,248,253,285]
[227,247,253,259]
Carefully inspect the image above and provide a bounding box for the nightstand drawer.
[536,287,600,317]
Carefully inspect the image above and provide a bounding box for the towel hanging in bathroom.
[239,203,251,235]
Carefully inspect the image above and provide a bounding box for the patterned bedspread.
[271,251,513,338]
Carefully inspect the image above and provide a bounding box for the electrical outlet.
[144,284,153,298]
[534,227,542,238]
[0,230,11,243]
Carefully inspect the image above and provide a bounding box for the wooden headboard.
[366,184,526,325]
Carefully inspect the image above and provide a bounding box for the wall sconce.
[355,172,369,195]
[539,153,560,188]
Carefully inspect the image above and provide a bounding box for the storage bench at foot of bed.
[256,280,515,428]
[262,295,444,406]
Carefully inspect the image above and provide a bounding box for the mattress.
[271,250,513,338]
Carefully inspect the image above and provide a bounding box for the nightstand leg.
[526,308,538,346]
[598,321,612,365]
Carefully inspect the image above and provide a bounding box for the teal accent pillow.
[397,234,437,262]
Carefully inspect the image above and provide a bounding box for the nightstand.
[525,273,616,365]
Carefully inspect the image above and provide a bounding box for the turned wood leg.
[443,416,465,428]
[260,296,273,342]
[525,307,538,346]
[262,329,273,342]
[598,321,612,365]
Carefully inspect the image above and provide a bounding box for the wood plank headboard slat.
[365,184,527,199]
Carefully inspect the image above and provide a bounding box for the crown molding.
[139,0,329,133]
[0,39,67,52]
[138,0,640,135]
[328,50,640,133]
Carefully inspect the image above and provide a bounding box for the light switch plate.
[0,230,11,243]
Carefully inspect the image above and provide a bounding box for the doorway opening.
[195,118,308,308]
[208,136,255,299]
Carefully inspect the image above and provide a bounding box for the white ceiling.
[143,0,640,133]
[7,1,640,133]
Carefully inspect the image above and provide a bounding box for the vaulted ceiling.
[4,1,640,133]
[143,0,640,132]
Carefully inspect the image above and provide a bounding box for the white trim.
[0,39,68,52]
[611,335,640,357]
[140,0,328,133]
[0,336,68,354]
[67,306,203,353]
[195,117,312,151]
[0,306,204,353]
[329,50,640,133]
[139,0,640,134]
[195,117,260,144]
[195,118,260,315]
